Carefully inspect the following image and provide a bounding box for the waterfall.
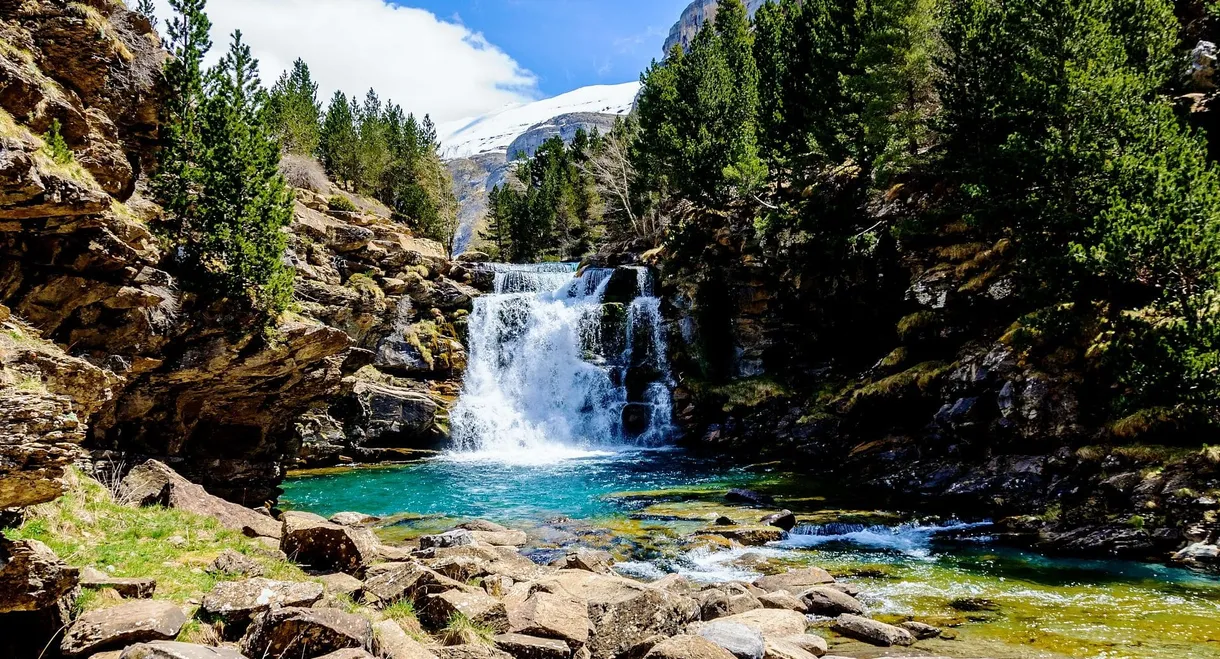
[448,263,674,462]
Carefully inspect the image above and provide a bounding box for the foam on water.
[777,520,993,557]
[447,263,674,463]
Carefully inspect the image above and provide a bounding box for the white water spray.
[447,263,674,463]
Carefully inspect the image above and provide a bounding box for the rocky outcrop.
[663,1,768,55]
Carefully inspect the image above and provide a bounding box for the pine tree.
[714,0,766,195]
[319,90,357,187]
[266,58,321,156]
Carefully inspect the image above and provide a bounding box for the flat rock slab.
[208,550,265,578]
[506,589,590,645]
[320,572,365,597]
[81,567,156,599]
[777,635,827,657]
[119,641,250,658]
[241,606,373,659]
[362,563,466,607]
[61,600,187,656]
[696,621,766,659]
[468,530,528,547]
[203,578,325,623]
[330,512,381,527]
[831,614,913,647]
[0,538,80,613]
[756,592,804,612]
[714,609,809,638]
[373,620,436,659]
[493,633,570,659]
[647,635,738,659]
[763,639,818,659]
[422,589,508,632]
[753,568,834,593]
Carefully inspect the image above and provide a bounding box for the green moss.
[4,470,308,609]
[706,377,791,410]
[847,361,950,407]
[346,273,385,300]
[897,310,938,341]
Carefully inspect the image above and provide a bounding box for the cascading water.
[448,263,674,462]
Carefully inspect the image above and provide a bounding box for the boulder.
[420,530,475,549]
[758,512,797,532]
[421,589,508,632]
[698,585,763,620]
[695,622,765,659]
[0,538,79,613]
[776,636,825,658]
[348,381,438,444]
[796,588,864,617]
[202,578,325,624]
[645,635,737,659]
[456,251,491,263]
[493,633,571,659]
[117,461,281,539]
[549,549,614,574]
[542,570,699,659]
[1172,542,1220,571]
[61,600,188,656]
[80,567,156,599]
[695,527,783,546]
[240,606,374,659]
[373,620,436,659]
[208,550,265,578]
[761,639,817,659]
[469,530,529,547]
[362,563,466,607]
[119,641,250,658]
[712,609,808,638]
[755,592,803,612]
[830,615,913,647]
[505,589,590,646]
[819,583,859,598]
[330,512,381,527]
[752,568,833,594]
[899,620,941,639]
[282,511,379,574]
[434,646,513,659]
[320,573,365,598]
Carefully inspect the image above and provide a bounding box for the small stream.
[283,264,1220,659]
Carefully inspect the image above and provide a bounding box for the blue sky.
[403,0,691,96]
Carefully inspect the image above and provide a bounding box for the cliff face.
[0,0,474,507]
[663,0,768,55]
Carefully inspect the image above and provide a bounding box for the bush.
[328,194,358,213]
[41,119,72,165]
[279,153,328,192]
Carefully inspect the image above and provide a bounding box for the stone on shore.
[753,568,834,593]
[202,578,325,624]
[61,600,187,656]
[469,530,528,547]
[434,645,513,659]
[762,639,818,659]
[420,589,508,632]
[696,621,766,659]
[330,512,381,527]
[646,635,739,659]
[830,614,913,647]
[240,606,373,659]
[549,549,615,574]
[493,633,571,659]
[362,563,467,607]
[316,651,376,659]
[281,511,379,574]
[711,609,808,638]
[899,620,941,639]
[117,461,280,539]
[119,641,250,658]
[696,527,784,546]
[420,530,475,549]
[797,587,865,616]
[777,635,826,657]
[756,592,804,612]
[373,619,437,659]
[207,550,265,578]
[320,572,365,597]
[698,584,763,620]
[80,567,156,599]
[505,589,590,646]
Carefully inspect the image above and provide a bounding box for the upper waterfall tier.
[448,264,673,462]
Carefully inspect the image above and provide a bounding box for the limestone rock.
[796,587,864,617]
[505,589,590,646]
[202,578,325,624]
[362,563,465,607]
[119,641,250,659]
[347,381,438,445]
[755,592,803,612]
[208,550,265,578]
[698,584,763,620]
[281,511,379,575]
[899,620,941,639]
[320,573,365,598]
[0,538,79,613]
[776,636,825,658]
[549,549,614,574]
[695,621,765,659]
[493,633,571,659]
[711,609,808,638]
[240,606,373,659]
[60,600,188,656]
[469,530,528,547]
[830,615,913,647]
[330,512,381,527]
[421,589,508,632]
[79,567,156,599]
[420,530,475,549]
[456,520,509,533]
[762,639,817,659]
[117,461,280,538]
[695,527,783,546]
[645,635,737,659]
[753,568,833,594]
[316,651,376,659]
[373,619,436,659]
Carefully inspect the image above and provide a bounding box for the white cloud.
[152,0,539,123]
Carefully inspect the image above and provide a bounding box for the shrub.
[328,194,359,213]
[279,153,328,192]
[41,119,72,165]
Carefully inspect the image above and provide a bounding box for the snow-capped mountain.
[438,82,640,159]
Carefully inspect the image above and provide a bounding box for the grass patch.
[847,361,950,408]
[4,469,307,610]
[438,613,496,647]
[706,377,791,410]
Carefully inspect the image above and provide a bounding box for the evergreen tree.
[155,0,211,242]
[713,0,766,194]
[319,90,357,186]
[266,58,321,156]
